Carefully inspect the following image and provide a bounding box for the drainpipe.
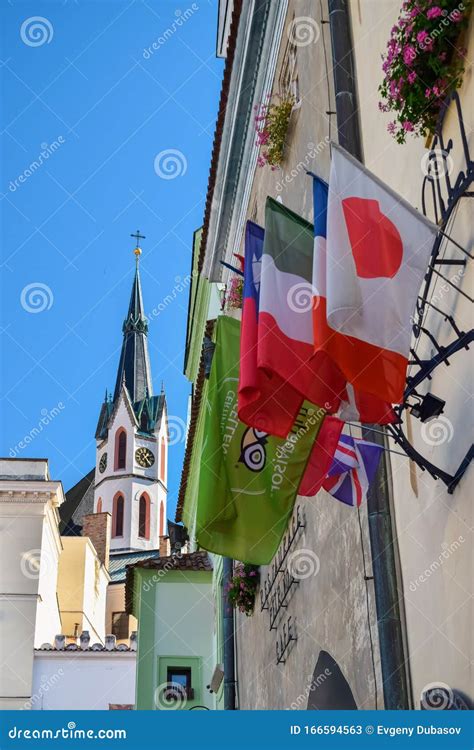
[222,557,236,709]
[327,0,411,710]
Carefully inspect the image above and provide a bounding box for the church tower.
[93,236,167,553]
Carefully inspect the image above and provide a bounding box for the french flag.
[322,435,384,507]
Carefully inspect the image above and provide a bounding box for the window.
[115,428,127,470]
[96,497,102,514]
[138,493,150,539]
[140,409,148,431]
[160,437,166,482]
[112,493,124,537]
[111,611,130,640]
[165,667,194,700]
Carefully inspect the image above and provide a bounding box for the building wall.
[135,570,215,710]
[57,537,108,644]
[203,0,382,710]
[0,475,63,709]
[350,0,473,707]
[31,652,136,710]
[106,583,138,642]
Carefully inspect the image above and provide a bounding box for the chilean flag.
[313,175,398,424]
[313,144,437,406]
[322,434,384,507]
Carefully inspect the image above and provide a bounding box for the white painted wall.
[0,472,64,709]
[350,0,473,706]
[31,652,136,710]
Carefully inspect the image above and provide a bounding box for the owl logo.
[238,427,268,472]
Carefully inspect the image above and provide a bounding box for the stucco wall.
[219,0,382,711]
[106,583,138,641]
[349,0,473,708]
[31,652,136,710]
[135,570,215,710]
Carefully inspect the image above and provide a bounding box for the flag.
[298,416,344,496]
[322,435,384,507]
[238,202,343,439]
[314,143,437,405]
[196,315,324,564]
[312,176,397,424]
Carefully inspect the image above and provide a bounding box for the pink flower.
[427,7,443,19]
[432,85,440,97]
[387,121,396,134]
[408,71,417,84]
[425,88,432,98]
[416,30,428,44]
[403,45,416,65]
[402,121,414,132]
[438,51,447,61]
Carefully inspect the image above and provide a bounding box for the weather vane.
[131,230,146,264]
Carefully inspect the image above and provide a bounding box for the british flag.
[322,434,384,507]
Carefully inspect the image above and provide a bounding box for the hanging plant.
[254,93,295,168]
[378,0,471,144]
[226,563,260,616]
[225,275,243,311]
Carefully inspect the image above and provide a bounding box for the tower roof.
[113,245,153,404]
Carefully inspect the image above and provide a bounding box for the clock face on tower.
[99,453,107,473]
[135,446,155,468]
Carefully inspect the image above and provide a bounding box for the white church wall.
[31,651,136,710]
[35,505,62,648]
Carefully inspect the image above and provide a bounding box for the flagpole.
[344,423,412,459]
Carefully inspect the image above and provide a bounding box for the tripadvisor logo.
[238,427,268,472]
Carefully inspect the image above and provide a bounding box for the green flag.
[196,315,324,564]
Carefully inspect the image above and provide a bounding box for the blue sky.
[1,0,224,519]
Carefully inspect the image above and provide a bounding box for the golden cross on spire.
[131,230,146,265]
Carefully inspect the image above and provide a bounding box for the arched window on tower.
[160,437,166,482]
[140,409,148,431]
[138,493,150,540]
[96,497,102,514]
[115,428,127,470]
[159,501,164,537]
[112,493,124,537]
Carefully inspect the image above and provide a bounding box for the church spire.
[113,232,153,404]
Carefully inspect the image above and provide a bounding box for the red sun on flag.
[342,197,403,278]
